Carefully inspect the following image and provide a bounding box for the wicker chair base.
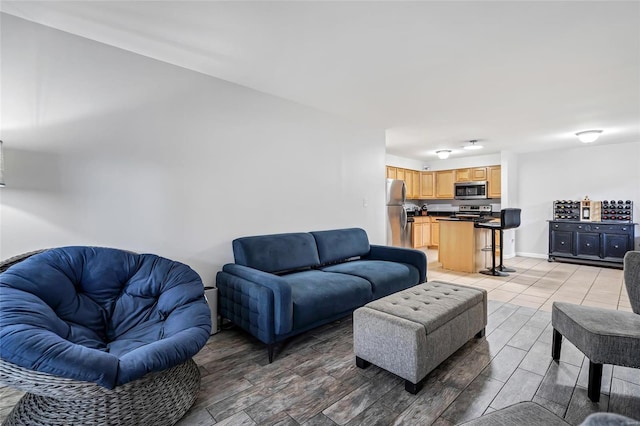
[1,359,200,426]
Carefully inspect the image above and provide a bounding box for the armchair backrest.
[624,251,640,314]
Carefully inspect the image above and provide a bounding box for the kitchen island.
[437,218,491,273]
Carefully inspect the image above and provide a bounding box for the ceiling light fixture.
[463,140,483,150]
[575,130,603,143]
[436,150,452,159]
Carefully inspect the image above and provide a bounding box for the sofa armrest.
[364,245,427,283]
[217,264,293,339]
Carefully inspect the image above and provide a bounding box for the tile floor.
[424,249,632,313]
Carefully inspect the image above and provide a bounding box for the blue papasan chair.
[0,247,211,426]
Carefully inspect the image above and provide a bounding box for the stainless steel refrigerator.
[386,179,411,247]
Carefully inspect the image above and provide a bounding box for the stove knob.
[626,216,631,220]
[618,216,624,220]
[625,205,631,209]
[625,200,632,204]
[618,200,624,204]
[611,200,617,204]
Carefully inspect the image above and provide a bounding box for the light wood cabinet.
[431,220,440,247]
[385,164,498,200]
[410,170,420,199]
[412,221,423,248]
[435,170,454,199]
[412,216,433,248]
[419,172,435,199]
[471,167,487,181]
[487,166,501,198]
[455,167,487,182]
[422,219,431,246]
[404,171,413,198]
[406,171,420,199]
[455,168,471,182]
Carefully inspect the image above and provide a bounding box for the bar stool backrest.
[500,208,521,230]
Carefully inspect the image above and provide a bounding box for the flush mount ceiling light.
[436,150,452,159]
[463,139,483,150]
[576,130,603,143]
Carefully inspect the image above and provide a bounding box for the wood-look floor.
[1,255,639,425]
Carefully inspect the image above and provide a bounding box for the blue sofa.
[216,228,427,361]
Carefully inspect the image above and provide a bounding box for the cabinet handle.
[614,245,619,249]
[554,225,559,228]
[595,226,599,230]
[586,243,590,247]
[622,227,627,231]
[578,226,582,229]
[561,242,565,245]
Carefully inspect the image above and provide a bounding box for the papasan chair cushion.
[0,246,211,389]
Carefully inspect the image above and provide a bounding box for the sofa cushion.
[321,260,420,298]
[233,233,320,273]
[0,247,211,389]
[311,228,370,264]
[280,270,372,330]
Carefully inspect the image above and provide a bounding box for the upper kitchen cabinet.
[435,170,455,199]
[419,172,435,198]
[455,167,487,182]
[405,171,414,198]
[396,168,406,182]
[386,166,397,179]
[487,166,501,198]
[408,170,420,199]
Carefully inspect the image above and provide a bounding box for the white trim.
[516,252,548,259]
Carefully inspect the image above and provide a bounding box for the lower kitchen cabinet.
[548,220,636,268]
[412,216,434,248]
[431,220,440,247]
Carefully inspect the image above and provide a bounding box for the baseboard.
[516,252,548,259]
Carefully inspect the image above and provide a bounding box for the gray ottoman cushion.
[459,402,570,426]
[353,281,487,385]
[365,281,484,333]
[552,302,640,367]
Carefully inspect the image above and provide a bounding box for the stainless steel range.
[453,205,493,221]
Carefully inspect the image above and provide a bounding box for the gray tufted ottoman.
[353,281,487,393]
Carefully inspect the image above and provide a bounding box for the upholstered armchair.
[551,250,640,402]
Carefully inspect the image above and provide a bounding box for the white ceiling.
[2,1,639,161]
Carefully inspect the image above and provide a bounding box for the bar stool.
[475,208,521,276]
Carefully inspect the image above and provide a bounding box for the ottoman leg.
[355,356,370,369]
[552,329,562,361]
[475,328,485,338]
[405,379,423,394]
[588,361,603,403]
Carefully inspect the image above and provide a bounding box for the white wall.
[0,14,386,284]
[385,152,501,172]
[515,141,640,258]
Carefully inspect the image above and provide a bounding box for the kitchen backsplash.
[404,200,502,213]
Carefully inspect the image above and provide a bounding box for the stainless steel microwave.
[454,181,488,200]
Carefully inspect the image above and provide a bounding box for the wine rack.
[601,200,633,222]
[553,200,580,220]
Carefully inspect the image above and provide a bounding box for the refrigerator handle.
[401,208,407,229]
